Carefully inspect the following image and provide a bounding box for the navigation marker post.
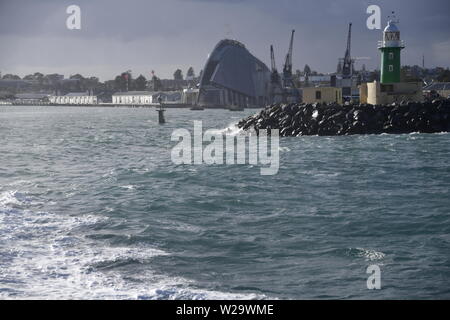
[157,95,165,124]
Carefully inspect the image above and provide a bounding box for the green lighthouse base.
[380,47,403,84]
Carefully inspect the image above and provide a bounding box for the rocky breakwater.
[237,100,450,136]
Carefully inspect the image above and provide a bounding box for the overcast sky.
[0,0,449,80]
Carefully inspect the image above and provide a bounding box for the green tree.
[135,75,147,91]
[23,74,35,81]
[173,69,183,81]
[2,74,21,80]
[69,74,86,91]
[33,72,44,83]
[69,74,85,80]
[114,75,126,92]
[85,77,100,92]
[113,71,132,91]
[186,67,195,79]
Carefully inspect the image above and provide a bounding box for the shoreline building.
[112,91,153,105]
[423,82,450,99]
[197,39,271,109]
[182,88,199,105]
[49,92,98,105]
[14,93,51,105]
[112,91,182,105]
[302,87,342,105]
[360,15,423,105]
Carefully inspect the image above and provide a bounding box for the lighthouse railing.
[377,40,405,48]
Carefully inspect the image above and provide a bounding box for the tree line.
[0,67,200,95]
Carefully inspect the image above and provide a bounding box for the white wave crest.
[0,190,266,300]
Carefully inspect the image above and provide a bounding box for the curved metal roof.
[199,39,270,97]
[384,20,399,33]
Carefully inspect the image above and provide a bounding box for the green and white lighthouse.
[361,14,423,105]
[378,16,404,84]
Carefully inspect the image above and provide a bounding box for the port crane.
[338,23,371,74]
[269,45,283,103]
[269,30,301,104]
[282,29,296,89]
[342,23,353,79]
[270,45,281,85]
[338,23,371,99]
[281,30,301,103]
[338,23,356,98]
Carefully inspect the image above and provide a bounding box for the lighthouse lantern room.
[378,13,405,84]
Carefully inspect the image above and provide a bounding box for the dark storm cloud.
[0,0,449,80]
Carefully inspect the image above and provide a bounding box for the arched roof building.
[198,39,271,108]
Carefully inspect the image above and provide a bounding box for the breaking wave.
[345,248,386,261]
[0,190,265,300]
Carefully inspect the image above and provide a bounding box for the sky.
[0,0,449,81]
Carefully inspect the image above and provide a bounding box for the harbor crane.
[338,23,371,98]
[270,45,283,103]
[338,23,371,75]
[270,45,281,86]
[342,23,353,79]
[282,29,296,88]
[282,30,300,103]
[269,29,301,104]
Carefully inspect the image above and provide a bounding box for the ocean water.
[1,106,449,300]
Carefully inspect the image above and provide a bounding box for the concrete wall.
[362,81,423,105]
[366,81,380,105]
[302,87,342,105]
[359,83,368,104]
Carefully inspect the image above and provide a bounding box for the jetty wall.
[237,100,450,136]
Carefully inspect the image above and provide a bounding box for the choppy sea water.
[1,106,449,300]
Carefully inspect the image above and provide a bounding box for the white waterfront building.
[50,92,98,105]
[112,91,154,105]
[112,91,182,105]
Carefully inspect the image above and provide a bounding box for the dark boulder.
[237,99,450,137]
